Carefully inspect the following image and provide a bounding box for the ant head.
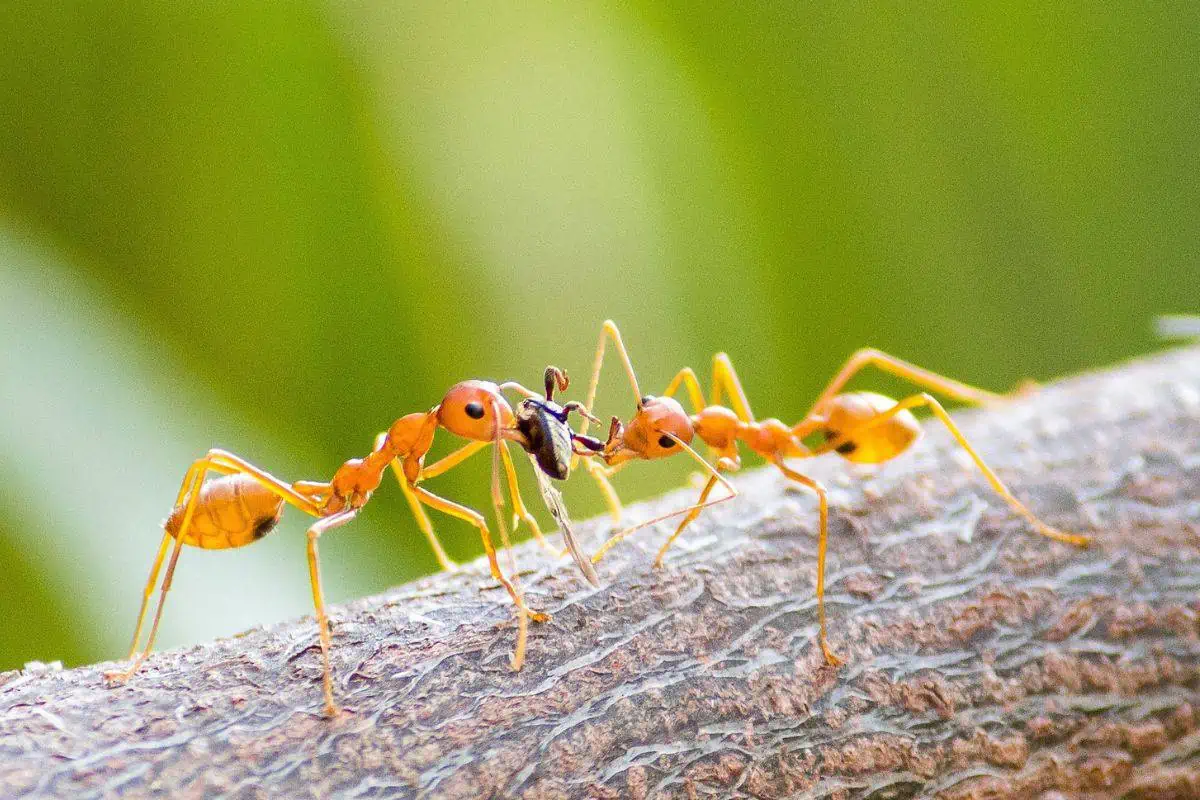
[609,394,694,462]
[437,380,515,441]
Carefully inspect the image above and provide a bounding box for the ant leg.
[660,354,757,423]
[419,440,491,480]
[593,435,737,564]
[123,458,213,660]
[498,443,549,549]
[709,353,756,422]
[305,508,359,717]
[393,438,549,557]
[823,393,1091,547]
[377,434,482,571]
[119,453,236,666]
[662,367,707,414]
[106,458,209,682]
[125,532,172,660]
[293,481,329,497]
[582,458,627,524]
[110,451,321,684]
[577,320,645,457]
[497,380,541,400]
[510,595,530,672]
[652,473,718,568]
[123,452,237,659]
[795,349,1005,438]
[651,453,741,567]
[487,408,534,670]
[110,537,187,683]
[395,470,458,572]
[770,460,842,666]
[409,484,550,623]
[205,449,322,515]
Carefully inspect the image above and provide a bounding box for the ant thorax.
[515,397,575,480]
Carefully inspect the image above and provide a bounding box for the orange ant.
[377,366,604,584]
[106,368,600,717]
[575,321,1091,666]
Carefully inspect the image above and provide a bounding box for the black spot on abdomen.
[252,514,281,540]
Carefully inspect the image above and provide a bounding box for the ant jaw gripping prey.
[572,320,1096,682]
[112,319,1095,714]
[112,364,593,714]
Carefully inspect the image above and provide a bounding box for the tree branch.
[3,347,1199,799]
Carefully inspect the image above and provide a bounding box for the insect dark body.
[511,368,605,588]
[516,397,577,479]
[110,365,600,718]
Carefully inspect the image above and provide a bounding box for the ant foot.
[821,644,845,668]
[652,546,677,570]
[103,668,134,685]
[1038,525,1092,548]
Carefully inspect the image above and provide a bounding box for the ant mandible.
[106,368,597,717]
[574,320,1091,666]
[377,366,605,586]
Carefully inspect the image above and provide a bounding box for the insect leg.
[581,458,627,524]
[125,532,171,660]
[819,393,1091,547]
[577,320,645,455]
[770,460,842,666]
[409,484,550,623]
[394,468,458,572]
[794,349,1005,438]
[110,452,320,683]
[651,472,719,568]
[592,435,736,565]
[417,439,491,480]
[661,367,707,414]
[377,434,489,571]
[709,353,756,422]
[205,449,322,515]
[498,442,549,549]
[305,508,359,717]
[107,458,208,681]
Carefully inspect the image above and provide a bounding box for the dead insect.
[515,367,606,586]
[109,367,591,717]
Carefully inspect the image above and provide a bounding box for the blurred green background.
[0,3,1196,670]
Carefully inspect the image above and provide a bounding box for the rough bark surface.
[3,348,1200,800]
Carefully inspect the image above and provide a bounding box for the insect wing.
[528,454,600,587]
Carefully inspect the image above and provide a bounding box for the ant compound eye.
[658,435,676,449]
[465,401,485,420]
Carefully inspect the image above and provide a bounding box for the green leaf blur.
[0,3,1195,669]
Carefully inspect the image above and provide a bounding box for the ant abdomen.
[822,391,920,464]
[165,474,284,550]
